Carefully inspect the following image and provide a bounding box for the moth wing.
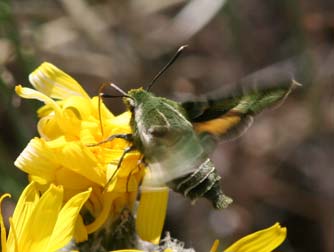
[182,68,300,143]
[142,127,207,187]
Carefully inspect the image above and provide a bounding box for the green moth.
[102,46,298,209]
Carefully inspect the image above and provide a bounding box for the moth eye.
[126,98,135,108]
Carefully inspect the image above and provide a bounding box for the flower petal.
[62,96,93,121]
[37,114,63,140]
[0,193,11,252]
[136,187,169,244]
[14,138,57,182]
[86,192,114,233]
[210,240,220,252]
[46,188,91,251]
[224,223,287,252]
[19,184,64,251]
[91,96,115,121]
[103,111,132,137]
[7,182,40,246]
[74,215,88,242]
[29,62,90,100]
[5,183,91,252]
[15,85,61,115]
[60,142,105,185]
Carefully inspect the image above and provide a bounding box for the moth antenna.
[146,45,188,91]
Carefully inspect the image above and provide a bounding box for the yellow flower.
[223,223,287,252]
[14,62,146,240]
[0,182,91,252]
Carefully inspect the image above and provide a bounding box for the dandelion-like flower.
[14,63,147,246]
[0,182,91,252]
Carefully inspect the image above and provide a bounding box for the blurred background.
[0,0,333,251]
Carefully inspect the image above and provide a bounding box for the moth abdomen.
[202,181,232,209]
[167,158,232,209]
[175,158,215,193]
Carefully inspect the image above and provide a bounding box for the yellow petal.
[60,142,105,185]
[14,138,57,182]
[60,105,84,137]
[37,114,63,140]
[37,97,94,139]
[210,240,220,252]
[74,215,88,242]
[91,96,115,121]
[53,167,93,190]
[104,111,132,136]
[5,183,91,252]
[79,124,99,144]
[37,101,60,118]
[86,191,114,233]
[62,96,93,121]
[107,111,132,127]
[116,152,142,177]
[0,193,11,252]
[28,174,48,185]
[8,217,19,252]
[45,188,91,251]
[224,223,287,252]
[29,62,90,100]
[19,184,64,251]
[7,182,39,245]
[15,85,61,115]
[136,187,169,244]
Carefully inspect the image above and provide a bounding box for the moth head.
[125,88,152,110]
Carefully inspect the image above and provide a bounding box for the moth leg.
[125,166,138,193]
[87,133,133,147]
[105,145,136,190]
[125,155,145,193]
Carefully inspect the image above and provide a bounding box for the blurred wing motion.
[182,77,300,147]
